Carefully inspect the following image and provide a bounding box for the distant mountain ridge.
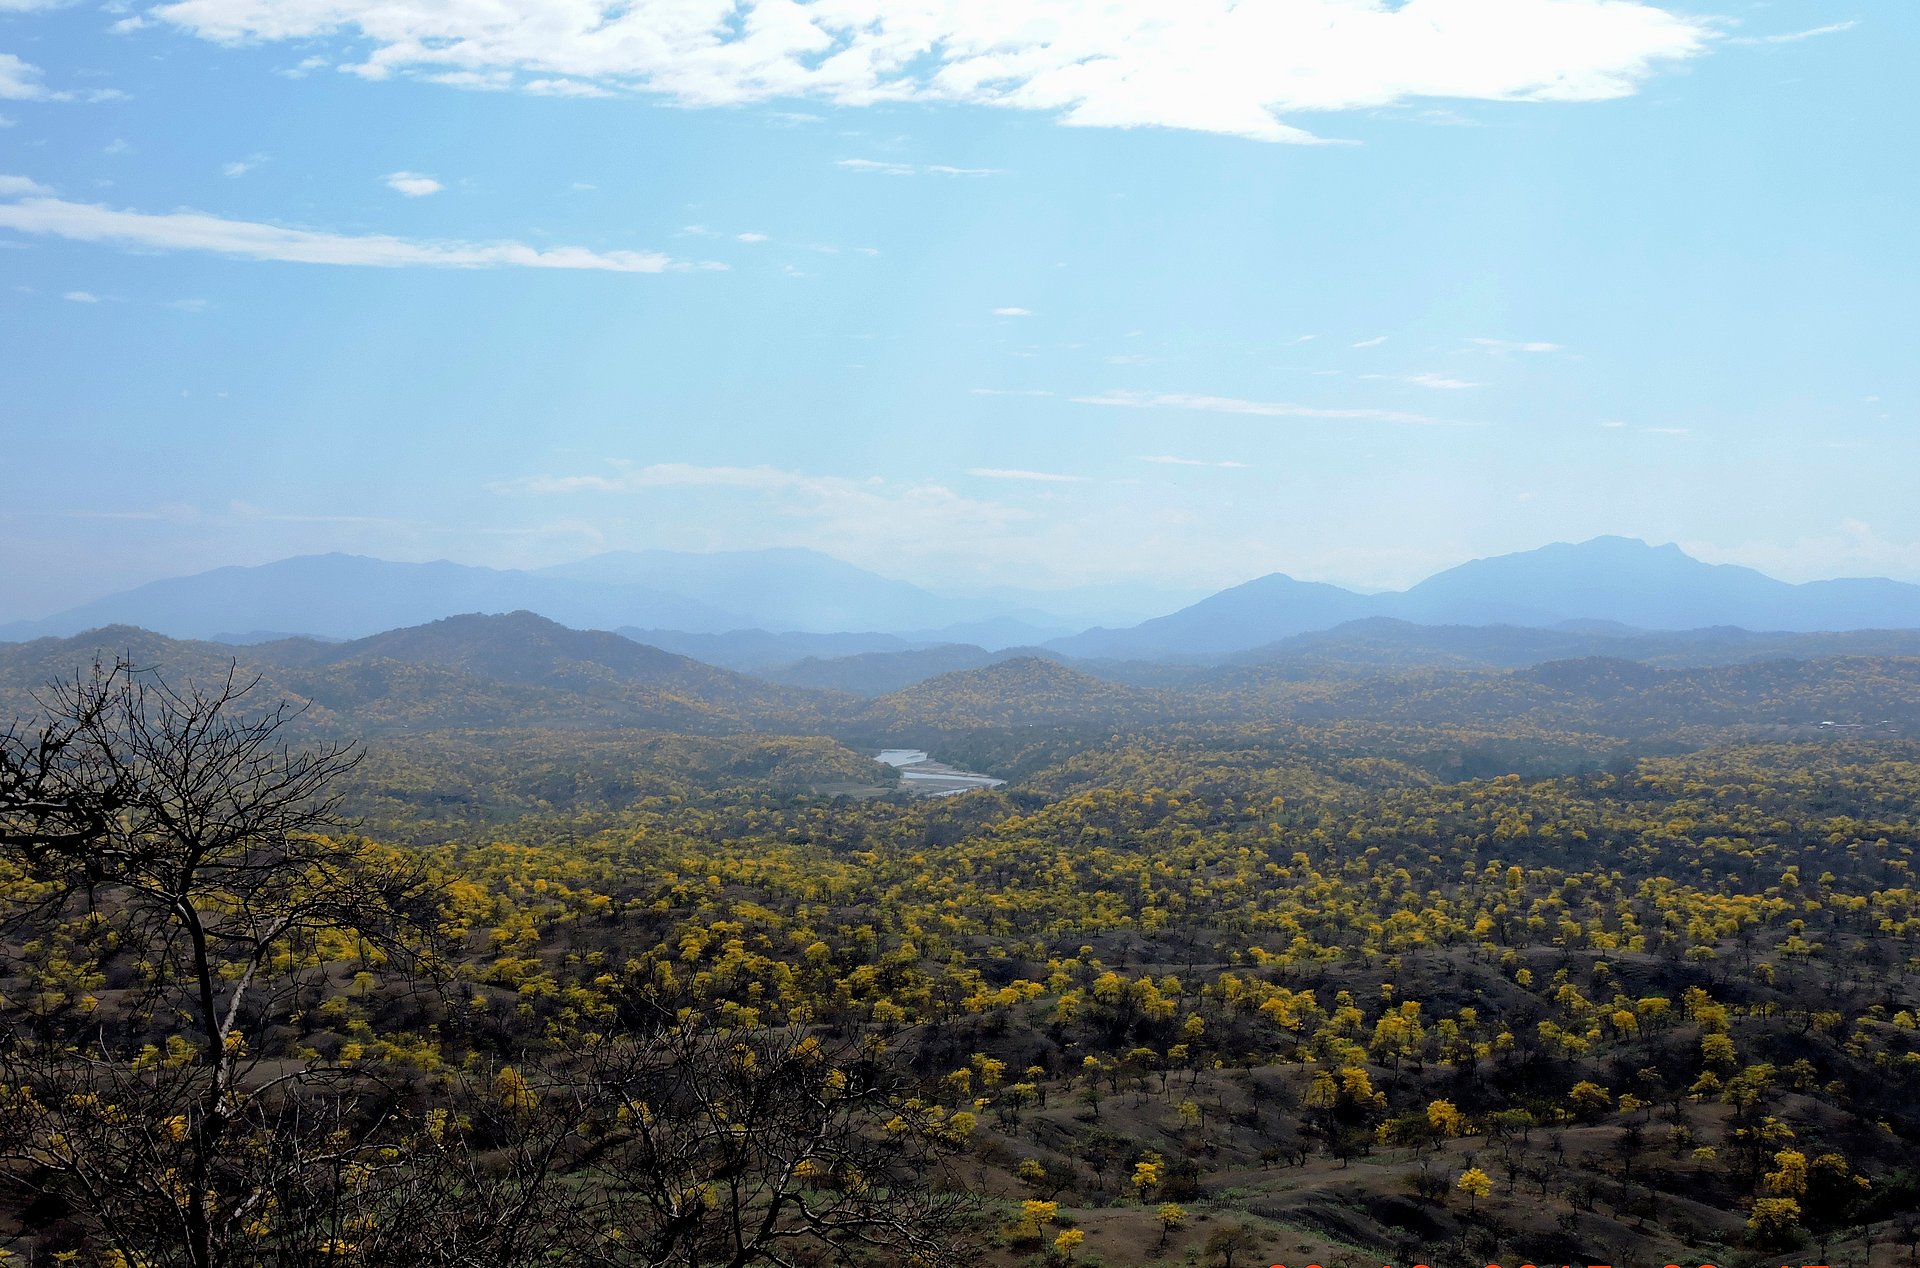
[10,536,1920,659]
[1046,537,1920,659]
[0,550,1077,645]
[0,555,757,643]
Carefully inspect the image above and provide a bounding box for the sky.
[1,0,1915,622]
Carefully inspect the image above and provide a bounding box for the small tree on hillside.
[0,659,442,1268]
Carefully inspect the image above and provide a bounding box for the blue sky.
[1,0,1913,621]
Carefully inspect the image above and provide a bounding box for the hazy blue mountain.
[1385,536,1920,630]
[1046,573,1380,658]
[899,616,1075,650]
[1048,538,1920,659]
[537,548,1067,634]
[935,578,1216,629]
[0,555,758,642]
[18,537,1920,658]
[618,628,923,670]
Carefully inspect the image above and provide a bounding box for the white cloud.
[142,0,1712,142]
[222,154,266,177]
[1075,389,1460,426]
[0,53,49,100]
[1140,454,1248,469]
[736,231,769,243]
[993,306,1033,317]
[1361,372,1480,389]
[0,193,689,273]
[62,289,98,302]
[279,55,330,78]
[1350,335,1388,348]
[0,53,123,102]
[836,158,914,175]
[1470,336,1562,353]
[498,460,1033,554]
[0,174,48,196]
[525,77,611,96]
[383,170,444,197]
[967,467,1088,483]
[1732,21,1857,46]
[838,157,1003,176]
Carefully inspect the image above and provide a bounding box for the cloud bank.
[141,0,1713,141]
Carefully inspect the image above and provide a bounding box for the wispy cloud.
[1360,372,1480,390]
[736,231,769,243]
[993,306,1032,317]
[145,0,1712,142]
[495,461,1032,553]
[0,53,123,102]
[836,158,1005,177]
[967,467,1089,483]
[1732,20,1858,46]
[383,171,443,197]
[0,174,48,196]
[1075,389,1460,426]
[1140,455,1249,469]
[222,155,266,178]
[1350,335,1388,348]
[835,158,914,175]
[62,290,99,303]
[1469,337,1562,354]
[0,191,696,273]
[525,77,610,97]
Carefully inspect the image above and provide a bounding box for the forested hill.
[2,618,1916,759]
[0,614,844,737]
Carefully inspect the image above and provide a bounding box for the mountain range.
[7,536,1920,659]
[1044,537,1920,658]
[5,612,1912,758]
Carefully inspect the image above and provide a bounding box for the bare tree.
[576,1016,976,1268]
[326,1015,978,1268]
[0,658,442,1268]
